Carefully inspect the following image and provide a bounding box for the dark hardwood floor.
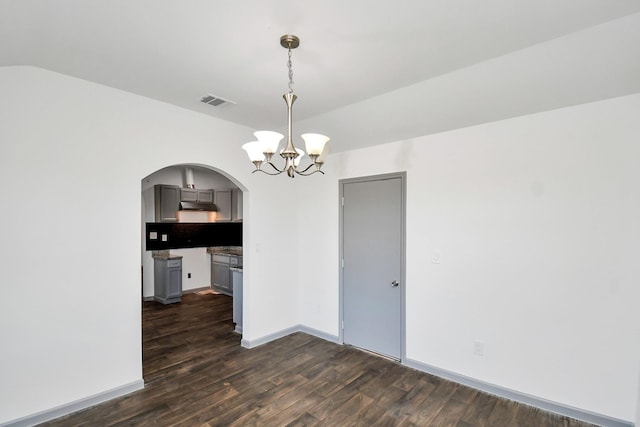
[41,293,596,426]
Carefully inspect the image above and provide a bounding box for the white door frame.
[339,172,407,362]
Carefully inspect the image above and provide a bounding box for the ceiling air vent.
[200,94,236,108]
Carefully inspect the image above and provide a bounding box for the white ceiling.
[2,0,640,151]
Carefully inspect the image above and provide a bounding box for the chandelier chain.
[287,47,294,94]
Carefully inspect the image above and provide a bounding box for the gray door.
[341,174,404,360]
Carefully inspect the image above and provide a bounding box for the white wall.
[296,168,340,333]
[0,66,302,424]
[2,64,638,425]
[298,94,640,423]
[168,248,209,292]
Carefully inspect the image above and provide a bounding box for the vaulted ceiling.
[2,1,640,151]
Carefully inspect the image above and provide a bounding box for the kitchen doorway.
[141,164,244,299]
[339,173,406,361]
[140,163,247,382]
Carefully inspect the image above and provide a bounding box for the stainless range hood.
[180,167,217,211]
[176,167,218,222]
[177,200,218,223]
[179,201,218,211]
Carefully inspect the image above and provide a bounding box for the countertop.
[207,246,243,256]
[151,250,183,260]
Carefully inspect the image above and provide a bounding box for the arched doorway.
[140,163,246,381]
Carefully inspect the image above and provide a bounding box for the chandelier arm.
[291,162,317,175]
[265,161,285,173]
[294,168,325,177]
[253,168,283,176]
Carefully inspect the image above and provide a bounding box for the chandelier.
[242,35,330,178]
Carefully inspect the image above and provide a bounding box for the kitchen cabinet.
[198,189,214,203]
[154,185,180,222]
[214,189,232,221]
[211,253,241,296]
[180,188,213,203]
[180,188,197,202]
[231,267,243,333]
[231,189,243,221]
[154,257,182,304]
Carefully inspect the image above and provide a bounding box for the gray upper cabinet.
[231,189,243,222]
[154,185,180,222]
[197,189,214,203]
[180,188,213,203]
[180,188,197,202]
[214,189,232,221]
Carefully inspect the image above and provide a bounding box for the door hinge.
[341,258,344,268]
[341,196,344,206]
[342,320,344,329]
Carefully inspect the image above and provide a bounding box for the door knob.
[391,280,399,287]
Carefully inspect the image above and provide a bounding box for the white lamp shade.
[317,141,330,163]
[301,133,330,156]
[242,141,265,162]
[254,131,283,154]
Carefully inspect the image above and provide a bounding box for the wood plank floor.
[41,293,596,426]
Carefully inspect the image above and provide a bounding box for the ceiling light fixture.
[242,35,329,178]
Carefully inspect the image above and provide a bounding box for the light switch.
[432,253,440,264]
[149,232,158,240]
[162,234,168,242]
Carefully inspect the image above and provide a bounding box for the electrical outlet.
[187,273,191,279]
[473,340,485,356]
[432,252,440,264]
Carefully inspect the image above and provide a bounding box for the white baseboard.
[1,380,144,427]
[403,358,633,427]
[9,331,627,427]
[239,326,632,427]
[182,286,211,294]
[240,324,339,349]
[241,325,300,348]
[297,325,341,344]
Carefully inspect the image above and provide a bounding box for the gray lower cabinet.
[212,257,231,295]
[211,254,241,296]
[231,268,243,334]
[154,257,182,304]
